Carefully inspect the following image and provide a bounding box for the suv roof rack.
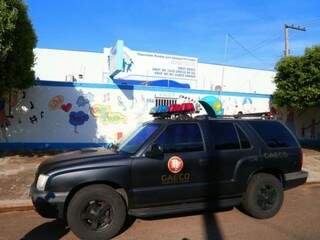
[221,112,274,119]
[194,112,274,120]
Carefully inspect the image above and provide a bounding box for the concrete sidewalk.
[0,149,319,213]
[302,149,320,183]
[0,152,56,212]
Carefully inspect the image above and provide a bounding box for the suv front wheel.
[241,173,284,219]
[67,184,126,240]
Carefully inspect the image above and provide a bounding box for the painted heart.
[61,103,72,112]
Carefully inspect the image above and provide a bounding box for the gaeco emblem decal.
[167,156,184,174]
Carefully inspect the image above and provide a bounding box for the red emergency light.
[150,103,195,118]
[168,103,195,113]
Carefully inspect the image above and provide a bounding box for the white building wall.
[0,83,271,149]
[34,48,108,83]
[197,63,275,94]
[33,48,276,95]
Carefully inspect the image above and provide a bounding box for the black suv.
[30,117,307,240]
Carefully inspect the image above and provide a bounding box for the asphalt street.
[0,184,319,240]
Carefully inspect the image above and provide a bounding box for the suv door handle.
[199,159,208,166]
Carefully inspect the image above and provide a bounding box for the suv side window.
[211,122,240,150]
[248,121,298,148]
[236,125,251,149]
[155,123,204,153]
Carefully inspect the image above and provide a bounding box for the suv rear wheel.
[241,173,283,219]
[67,184,126,240]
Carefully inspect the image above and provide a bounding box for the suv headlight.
[36,174,49,191]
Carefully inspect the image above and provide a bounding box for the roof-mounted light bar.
[150,103,195,118]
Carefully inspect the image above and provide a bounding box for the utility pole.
[220,33,229,93]
[284,24,306,57]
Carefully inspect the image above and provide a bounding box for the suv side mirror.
[145,144,163,158]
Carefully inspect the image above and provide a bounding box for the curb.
[0,200,33,213]
[305,181,320,185]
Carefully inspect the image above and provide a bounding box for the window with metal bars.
[155,98,177,107]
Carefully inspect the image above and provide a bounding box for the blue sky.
[25,0,320,70]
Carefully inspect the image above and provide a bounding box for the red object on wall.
[181,103,195,112]
[117,132,123,140]
[0,110,6,124]
[61,103,72,112]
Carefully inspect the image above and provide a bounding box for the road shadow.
[118,215,137,235]
[21,219,69,240]
[202,213,223,240]
[140,208,229,240]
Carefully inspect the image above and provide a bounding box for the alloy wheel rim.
[81,200,113,231]
[257,184,277,210]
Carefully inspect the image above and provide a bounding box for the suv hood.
[37,148,128,175]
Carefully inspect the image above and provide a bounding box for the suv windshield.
[118,123,160,154]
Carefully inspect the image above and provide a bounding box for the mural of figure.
[103,93,110,103]
[311,118,316,139]
[126,59,134,72]
[107,55,111,71]
[0,99,9,142]
[122,58,127,72]
[285,110,296,135]
[117,96,127,111]
[242,97,255,113]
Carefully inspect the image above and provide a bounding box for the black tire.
[67,184,126,240]
[241,173,283,219]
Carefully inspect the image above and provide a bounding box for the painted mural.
[272,106,320,144]
[0,81,273,150]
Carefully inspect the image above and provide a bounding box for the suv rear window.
[211,122,239,150]
[235,125,251,149]
[211,122,252,150]
[248,121,298,148]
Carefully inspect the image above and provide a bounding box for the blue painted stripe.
[35,80,272,99]
[0,142,110,151]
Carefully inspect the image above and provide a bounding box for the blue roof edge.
[35,80,272,99]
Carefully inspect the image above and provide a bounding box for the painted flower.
[90,104,126,125]
[76,96,90,107]
[48,95,64,110]
[69,111,89,133]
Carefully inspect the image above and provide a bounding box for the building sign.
[108,40,124,78]
[107,40,198,81]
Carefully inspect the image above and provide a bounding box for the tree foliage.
[0,0,37,97]
[273,45,320,110]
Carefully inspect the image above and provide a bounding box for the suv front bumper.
[30,183,68,219]
[284,171,308,189]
